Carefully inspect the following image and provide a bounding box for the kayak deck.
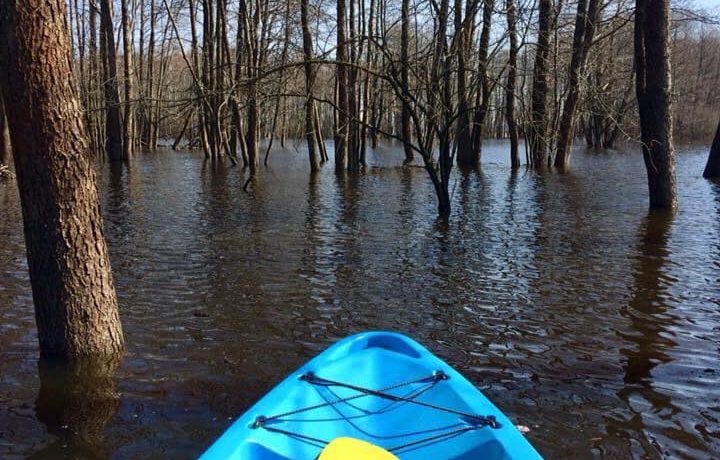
[201,332,542,459]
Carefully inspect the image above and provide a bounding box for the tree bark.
[301,0,320,172]
[530,0,552,167]
[0,0,124,357]
[635,0,677,208]
[99,0,124,161]
[703,118,720,178]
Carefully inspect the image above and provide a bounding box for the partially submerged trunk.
[335,0,349,171]
[554,0,599,169]
[301,0,320,171]
[0,0,124,357]
[121,0,134,159]
[703,118,720,179]
[99,0,124,161]
[506,0,520,168]
[400,0,413,164]
[634,0,677,208]
[0,92,11,169]
[529,0,552,167]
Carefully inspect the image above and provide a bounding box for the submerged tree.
[0,0,124,357]
[98,0,124,161]
[634,0,677,208]
[703,119,720,179]
[529,0,552,167]
[0,92,10,172]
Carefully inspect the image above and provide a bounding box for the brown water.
[1,142,719,459]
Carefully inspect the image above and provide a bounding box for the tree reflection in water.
[30,356,120,459]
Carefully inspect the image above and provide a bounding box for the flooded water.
[1,141,719,459]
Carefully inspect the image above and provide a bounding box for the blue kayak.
[201,332,543,459]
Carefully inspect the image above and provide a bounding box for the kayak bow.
[201,331,543,459]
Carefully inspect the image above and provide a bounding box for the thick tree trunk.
[0,0,124,357]
[301,0,320,172]
[530,0,552,167]
[703,119,720,178]
[99,0,124,161]
[635,0,677,208]
[400,0,413,164]
[506,0,520,168]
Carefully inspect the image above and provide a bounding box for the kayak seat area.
[324,333,423,362]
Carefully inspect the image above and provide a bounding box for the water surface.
[1,142,719,459]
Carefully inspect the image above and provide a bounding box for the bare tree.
[554,0,600,169]
[529,0,552,167]
[121,0,135,159]
[635,0,677,208]
[99,0,124,161]
[301,0,320,171]
[506,0,520,168]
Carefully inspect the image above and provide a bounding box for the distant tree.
[634,0,677,208]
[301,0,320,171]
[0,0,124,357]
[98,0,124,161]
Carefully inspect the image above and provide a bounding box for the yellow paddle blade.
[318,437,399,460]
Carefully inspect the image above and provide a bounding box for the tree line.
[0,0,719,358]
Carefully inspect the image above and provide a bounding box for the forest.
[3,0,720,213]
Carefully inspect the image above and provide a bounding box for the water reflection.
[30,357,120,459]
[610,211,678,457]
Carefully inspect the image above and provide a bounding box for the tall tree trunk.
[301,0,320,171]
[554,0,599,169]
[530,0,552,167]
[703,118,720,178]
[121,0,134,159]
[635,0,677,208]
[506,0,520,168]
[144,0,157,151]
[454,0,474,166]
[335,0,349,171]
[88,1,103,156]
[0,0,124,357]
[99,0,124,161]
[347,0,360,171]
[470,0,493,160]
[400,0,413,163]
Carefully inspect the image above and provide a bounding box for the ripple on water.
[0,144,719,458]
